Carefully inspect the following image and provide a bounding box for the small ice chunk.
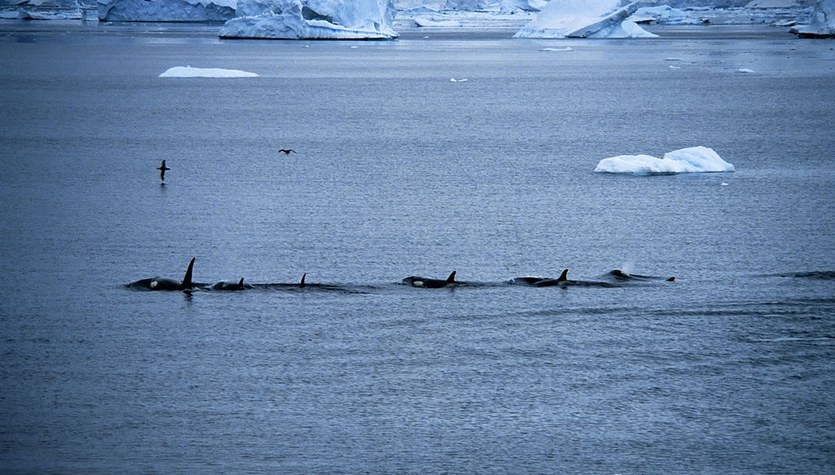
[159,66,259,78]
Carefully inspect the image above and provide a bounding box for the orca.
[258,273,311,290]
[211,277,253,291]
[514,269,615,287]
[127,257,196,291]
[511,276,548,285]
[278,148,296,155]
[511,269,568,286]
[530,269,571,287]
[402,271,457,288]
[608,269,675,282]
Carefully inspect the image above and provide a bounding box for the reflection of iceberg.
[791,0,835,38]
[594,146,735,175]
[514,0,657,38]
[219,0,398,40]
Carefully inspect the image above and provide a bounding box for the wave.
[771,271,835,281]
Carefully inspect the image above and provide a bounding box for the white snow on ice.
[159,66,259,78]
[594,146,735,175]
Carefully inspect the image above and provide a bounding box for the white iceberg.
[219,0,398,40]
[791,0,835,37]
[159,66,260,78]
[514,0,657,38]
[500,0,548,13]
[594,146,735,175]
[97,0,236,22]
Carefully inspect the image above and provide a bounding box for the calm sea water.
[1,22,834,473]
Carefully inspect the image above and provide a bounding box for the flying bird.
[278,148,296,155]
[157,160,170,181]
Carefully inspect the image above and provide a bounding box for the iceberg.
[0,0,85,20]
[791,0,835,37]
[159,66,259,78]
[219,0,398,40]
[594,146,735,175]
[500,0,548,13]
[97,0,236,22]
[514,0,657,38]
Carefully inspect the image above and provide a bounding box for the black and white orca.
[211,277,253,291]
[127,257,196,291]
[402,271,457,288]
[513,269,615,287]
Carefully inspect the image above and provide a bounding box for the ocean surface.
[1,21,834,473]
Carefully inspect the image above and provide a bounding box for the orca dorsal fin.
[300,273,306,288]
[446,271,457,283]
[238,278,245,286]
[182,257,195,289]
[557,269,568,282]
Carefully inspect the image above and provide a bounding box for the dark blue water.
[1,23,834,473]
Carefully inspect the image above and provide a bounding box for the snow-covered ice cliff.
[219,0,398,39]
[97,0,235,22]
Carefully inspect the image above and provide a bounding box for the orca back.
[182,257,196,289]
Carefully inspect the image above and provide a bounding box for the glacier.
[0,0,821,38]
[219,0,398,40]
[513,0,657,39]
[594,146,736,175]
[97,0,236,22]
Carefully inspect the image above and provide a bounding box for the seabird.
[278,148,296,155]
[157,160,170,181]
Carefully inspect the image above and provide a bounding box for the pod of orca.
[126,258,676,293]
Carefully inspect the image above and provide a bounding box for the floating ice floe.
[514,0,657,39]
[791,0,835,37]
[98,0,236,22]
[159,66,260,78]
[219,0,398,40]
[594,146,735,175]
